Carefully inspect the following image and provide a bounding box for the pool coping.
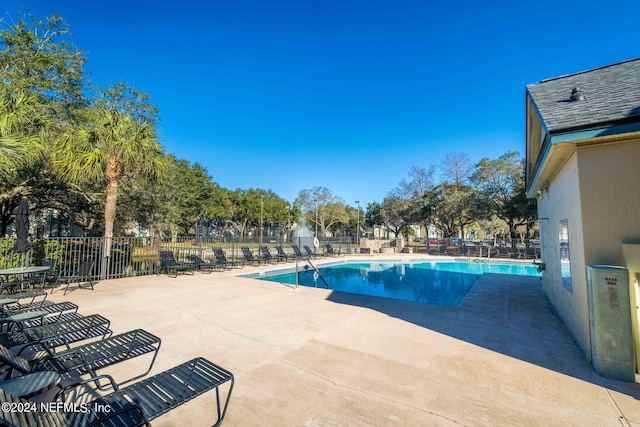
[237,255,540,279]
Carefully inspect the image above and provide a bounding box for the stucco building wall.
[578,140,640,265]
[538,153,591,358]
[539,139,640,360]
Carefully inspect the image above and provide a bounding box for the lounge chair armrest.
[87,401,152,427]
[66,350,91,372]
[55,373,121,402]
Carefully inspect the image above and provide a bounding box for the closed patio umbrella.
[12,197,31,254]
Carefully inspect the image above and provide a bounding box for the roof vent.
[570,87,585,102]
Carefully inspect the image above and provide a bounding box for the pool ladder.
[295,257,330,288]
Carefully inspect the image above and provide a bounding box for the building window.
[559,219,571,291]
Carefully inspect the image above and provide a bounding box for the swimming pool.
[255,261,541,306]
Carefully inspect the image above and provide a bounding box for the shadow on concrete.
[326,273,640,399]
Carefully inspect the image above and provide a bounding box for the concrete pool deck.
[43,254,640,426]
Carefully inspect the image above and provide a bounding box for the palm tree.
[0,87,47,175]
[54,107,165,274]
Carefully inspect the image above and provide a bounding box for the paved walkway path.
[47,256,640,426]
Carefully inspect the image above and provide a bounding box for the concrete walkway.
[45,255,640,426]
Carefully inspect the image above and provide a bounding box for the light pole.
[260,195,264,245]
[287,203,291,242]
[355,200,360,246]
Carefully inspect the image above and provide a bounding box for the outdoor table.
[0,266,51,291]
[2,310,49,332]
[0,371,60,398]
[0,266,51,277]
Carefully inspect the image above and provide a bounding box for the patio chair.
[23,259,57,290]
[303,245,319,258]
[241,247,263,266]
[214,248,243,269]
[0,313,112,356]
[483,246,498,258]
[0,328,161,387]
[291,245,306,259]
[259,246,279,264]
[519,247,540,260]
[276,246,294,262]
[158,250,194,278]
[496,246,512,258]
[0,357,233,427]
[445,246,460,256]
[324,243,341,257]
[465,245,479,257]
[186,254,222,273]
[56,259,96,295]
[0,277,24,295]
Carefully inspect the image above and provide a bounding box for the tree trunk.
[508,219,518,250]
[102,158,123,279]
[424,223,431,251]
[57,214,63,236]
[0,214,8,237]
[104,174,120,240]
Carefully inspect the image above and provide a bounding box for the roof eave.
[549,121,640,144]
[526,126,640,199]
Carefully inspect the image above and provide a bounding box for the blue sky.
[5,0,639,206]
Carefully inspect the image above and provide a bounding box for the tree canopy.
[0,10,537,243]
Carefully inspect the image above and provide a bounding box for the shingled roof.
[526,58,640,134]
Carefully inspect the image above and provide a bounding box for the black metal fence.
[0,235,356,281]
[0,233,540,283]
[406,237,541,259]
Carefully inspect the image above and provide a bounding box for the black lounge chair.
[214,248,243,269]
[0,289,47,308]
[56,259,96,295]
[187,254,222,273]
[303,245,319,258]
[0,357,233,427]
[1,301,79,332]
[158,250,194,277]
[241,247,263,266]
[324,243,341,257]
[259,246,279,264]
[0,328,161,386]
[291,245,306,259]
[0,313,112,356]
[276,246,294,262]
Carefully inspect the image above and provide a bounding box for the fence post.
[156,234,161,274]
[100,236,110,280]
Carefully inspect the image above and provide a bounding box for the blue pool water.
[256,261,541,306]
